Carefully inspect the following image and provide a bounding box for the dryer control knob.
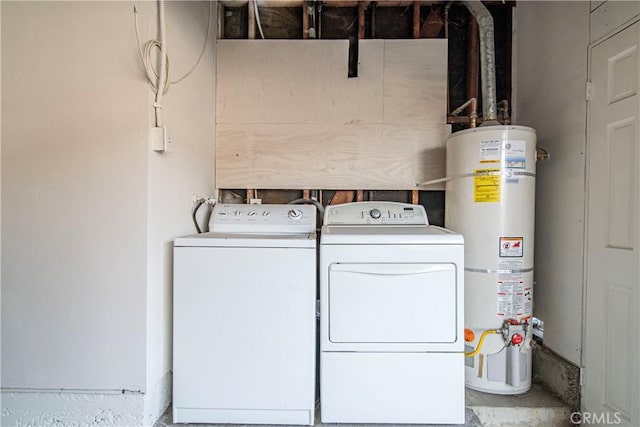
[288,209,302,220]
[370,208,382,219]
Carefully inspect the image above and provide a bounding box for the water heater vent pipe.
[462,0,497,124]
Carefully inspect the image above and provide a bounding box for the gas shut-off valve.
[464,319,530,359]
[501,319,529,347]
[499,319,530,388]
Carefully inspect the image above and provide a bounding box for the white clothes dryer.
[173,204,317,425]
[320,201,464,424]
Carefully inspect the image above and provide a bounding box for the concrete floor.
[466,384,572,426]
[155,407,482,427]
[155,384,571,427]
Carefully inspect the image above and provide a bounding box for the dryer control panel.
[324,202,428,226]
[212,204,316,233]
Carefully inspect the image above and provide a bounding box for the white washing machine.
[173,204,317,425]
[320,201,465,424]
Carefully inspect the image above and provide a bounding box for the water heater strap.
[508,171,536,178]
[415,170,536,187]
[465,267,534,274]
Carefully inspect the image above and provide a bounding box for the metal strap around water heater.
[507,171,536,178]
[465,267,534,274]
[415,170,536,187]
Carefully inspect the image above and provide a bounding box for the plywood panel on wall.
[383,39,448,124]
[215,39,449,190]
[216,123,449,190]
[216,39,384,124]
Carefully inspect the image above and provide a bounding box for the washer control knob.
[248,210,257,217]
[218,210,228,216]
[370,208,382,219]
[234,210,242,217]
[262,210,270,217]
[288,209,302,220]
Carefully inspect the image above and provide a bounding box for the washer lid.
[175,232,317,248]
[320,225,463,245]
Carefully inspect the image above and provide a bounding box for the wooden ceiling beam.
[221,1,445,9]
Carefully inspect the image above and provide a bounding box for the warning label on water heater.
[499,237,524,257]
[480,140,501,164]
[497,281,525,317]
[474,169,501,203]
[496,260,532,317]
[497,284,533,318]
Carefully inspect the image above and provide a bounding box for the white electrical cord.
[133,1,213,125]
[133,1,167,127]
[154,0,167,127]
[138,39,170,96]
[172,2,212,84]
[254,1,266,39]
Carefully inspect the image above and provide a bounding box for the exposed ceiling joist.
[221,1,438,9]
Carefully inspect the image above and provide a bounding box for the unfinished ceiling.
[218,0,514,108]
[215,1,515,210]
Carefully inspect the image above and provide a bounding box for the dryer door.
[328,263,457,345]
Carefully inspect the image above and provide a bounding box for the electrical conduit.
[155,0,167,127]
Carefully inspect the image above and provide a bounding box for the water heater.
[445,125,536,395]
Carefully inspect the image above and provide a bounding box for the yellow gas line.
[464,329,499,357]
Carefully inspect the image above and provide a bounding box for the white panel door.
[585,20,640,426]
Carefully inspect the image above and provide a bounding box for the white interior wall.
[0,1,3,387]
[2,0,148,392]
[1,1,215,425]
[143,1,216,423]
[513,1,590,365]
